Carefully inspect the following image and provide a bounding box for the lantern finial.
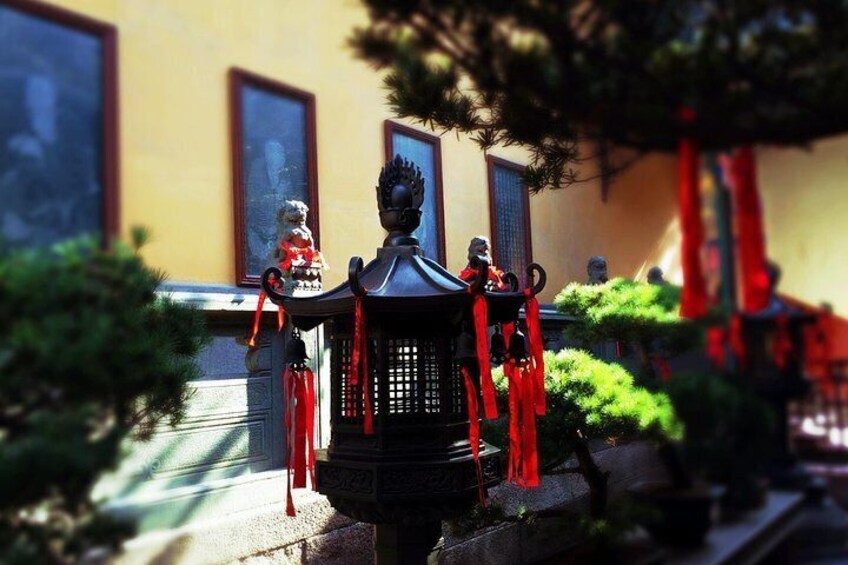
[377,155,425,246]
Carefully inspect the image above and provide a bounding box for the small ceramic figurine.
[459,236,508,291]
[269,200,326,295]
[587,255,609,285]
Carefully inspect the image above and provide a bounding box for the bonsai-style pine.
[489,349,682,519]
[352,1,848,191]
[0,229,208,564]
[554,278,700,386]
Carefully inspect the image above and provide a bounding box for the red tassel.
[472,293,498,419]
[506,360,522,484]
[774,315,794,370]
[519,364,540,487]
[505,360,541,488]
[726,147,770,313]
[524,290,546,416]
[461,366,487,506]
[351,296,374,434]
[284,367,318,517]
[678,108,708,319]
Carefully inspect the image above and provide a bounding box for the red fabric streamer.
[284,367,316,517]
[706,326,727,369]
[278,241,325,272]
[805,311,835,392]
[248,291,267,349]
[524,290,546,416]
[677,108,708,319]
[773,315,794,371]
[472,293,498,420]
[505,361,522,484]
[505,360,541,487]
[461,366,487,506]
[350,296,374,434]
[725,147,770,313]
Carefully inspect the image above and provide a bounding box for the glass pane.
[241,84,310,277]
[492,164,529,280]
[0,6,103,248]
[391,132,440,261]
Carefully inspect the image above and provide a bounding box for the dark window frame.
[229,67,320,287]
[487,155,533,273]
[383,120,446,265]
[2,0,120,241]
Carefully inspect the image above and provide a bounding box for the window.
[384,121,445,264]
[487,156,532,283]
[230,68,319,286]
[0,0,118,248]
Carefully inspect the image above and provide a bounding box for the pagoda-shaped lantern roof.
[261,155,544,330]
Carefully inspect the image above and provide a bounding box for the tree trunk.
[573,440,608,519]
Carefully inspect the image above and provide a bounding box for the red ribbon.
[773,315,794,371]
[247,285,285,349]
[461,366,487,506]
[678,108,708,319]
[725,147,770,313]
[350,296,374,434]
[524,290,546,416]
[278,241,324,272]
[506,360,540,487]
[471,293,498,420]
[283,367,316,517]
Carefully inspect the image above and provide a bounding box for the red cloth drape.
[284,367,316,517]
[726,147,770,313]
[678,109,708,319]
[505,360,541,487]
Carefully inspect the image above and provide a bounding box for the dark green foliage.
[486,350,682,469]
[665,372,774,509]
[352,0,848,191]
[0,232,208,563]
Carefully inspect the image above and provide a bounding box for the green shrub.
[0,231,208,564]
[487,350,681,464]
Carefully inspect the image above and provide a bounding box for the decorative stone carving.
[268,200,325,295]
[459,235,510,291]
[587,255,609,285]
[647,266,666,285]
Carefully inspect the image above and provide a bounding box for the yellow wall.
[758,136,848,316]
[40,0,680,302]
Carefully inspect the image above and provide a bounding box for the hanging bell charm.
[508,326,529,364]
[490,324,507,366]
[286,328,309,369]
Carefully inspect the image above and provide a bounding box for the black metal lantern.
[261,156,545,563]
[739,263,815,488]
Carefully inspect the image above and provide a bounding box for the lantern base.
[315,443,501,524]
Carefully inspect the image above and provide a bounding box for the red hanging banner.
[773,315,794,371]
[677,108,708,319]
[725,147,770,313]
